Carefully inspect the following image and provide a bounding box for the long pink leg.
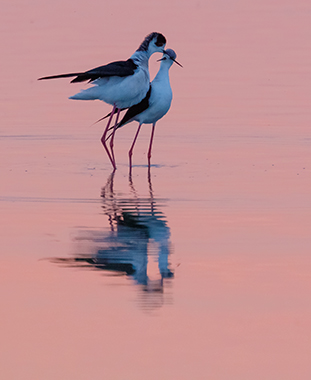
[101,104,116,170]
[147,123,156,169]
[109,108,121,168]
[128,123,142,176]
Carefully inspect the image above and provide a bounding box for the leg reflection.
[51,172,174,309]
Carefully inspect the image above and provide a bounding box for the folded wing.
[38,59,138,83]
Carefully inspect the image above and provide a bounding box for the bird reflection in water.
[52,172,174,310]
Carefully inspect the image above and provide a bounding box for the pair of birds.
[39,32,182,170]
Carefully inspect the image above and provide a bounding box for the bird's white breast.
[135,79,172,124]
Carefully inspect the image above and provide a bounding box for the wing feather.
[117,85,152,128]
[38,59,138,83]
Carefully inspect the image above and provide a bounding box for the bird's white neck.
[153,64,171,83]
[130,50,151,68]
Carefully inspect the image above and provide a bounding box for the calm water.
[1,0,311,379]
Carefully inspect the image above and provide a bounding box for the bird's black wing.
[38,59,138,83]
[71,59,138,83]
[117,85,152,128]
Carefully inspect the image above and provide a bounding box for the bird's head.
[137,32,166,55]
[158,49,183,68]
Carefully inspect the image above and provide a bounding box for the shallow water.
[1,0,311,379]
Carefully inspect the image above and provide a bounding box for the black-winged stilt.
[38,32,167,169]
[105,49,182,173]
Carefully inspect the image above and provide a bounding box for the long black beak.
[171,58,183,67]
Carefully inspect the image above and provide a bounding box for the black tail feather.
[91,108,127,126]
[93,111,115,125]
[38,73,82,81]
[91,108,123,126]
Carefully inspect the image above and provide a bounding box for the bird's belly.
[95,70,149,108]
[70,69,149,108]
[136,96,172,124]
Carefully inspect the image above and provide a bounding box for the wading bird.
[105,49,182,174]
[38,32,167,169]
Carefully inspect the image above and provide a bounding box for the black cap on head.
[137,32,166,51]
[155,33,166,47]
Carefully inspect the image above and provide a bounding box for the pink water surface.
[1,0,311,379]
